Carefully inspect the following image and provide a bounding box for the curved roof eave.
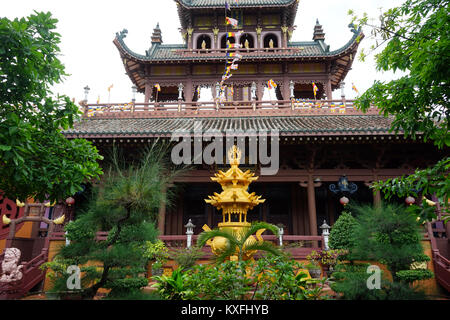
[175,0,298,9]
[113,29,364,64]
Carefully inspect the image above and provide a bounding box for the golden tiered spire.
[205,145,265,224]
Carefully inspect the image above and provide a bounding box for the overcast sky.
[2,0,405,103]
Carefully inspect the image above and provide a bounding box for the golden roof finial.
[228,145,241,166]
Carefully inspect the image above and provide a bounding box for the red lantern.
[405,196,415,206]
[340,196,349,206]
[65,197,75,206]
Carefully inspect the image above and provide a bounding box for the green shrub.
[169,247,204,271]
[106,277,149,298]
[103,290,161,300]
[329,211,358,252]
[331,263,427,300]
[181,254,329,300]
[351,203,426,279]
[152,268,192,300]
[331,263,386,300]
[396,269,434,283]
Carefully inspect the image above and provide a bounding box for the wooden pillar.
[300,175,321,236]
[326,79,332,101]
[257,81,263,101]
[144,80,152,103]
[283,75,290,101]
[365,181,382,207]
[281,26,288,48]
[185,78,193,103]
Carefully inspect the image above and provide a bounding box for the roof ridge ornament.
[348,23,359,34]
[116,29,128,40]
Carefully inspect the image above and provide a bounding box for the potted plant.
[143,240,169,277]
[307,249,347,278]
[305,262,322,279]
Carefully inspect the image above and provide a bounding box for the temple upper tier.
[113,0,363,103]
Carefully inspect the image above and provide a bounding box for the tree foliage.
[352,0,449,148]
[351,203,431,280]
[0,11,103,202]
[331,263,427,300]
[154,254,329,300]
[373,156,450,221]
[328,211,358,251]
[350,0,450,220]
[49,145,186,299]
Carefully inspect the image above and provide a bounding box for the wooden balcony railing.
[178,47,303,56]
[81,99,379,119]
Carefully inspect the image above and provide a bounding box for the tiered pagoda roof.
[114,26,362,93]
[65,114,396,139]
[176,0,297,8]
[175,0,299,28]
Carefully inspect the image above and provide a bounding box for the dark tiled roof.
[177,0,297,8]
[64,115,395,138]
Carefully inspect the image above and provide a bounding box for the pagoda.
[203,145,266,260]
[112,0,359,103]
[64,0,445,238]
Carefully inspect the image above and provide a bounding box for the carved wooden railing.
[427,222,450,292]
[81,99,379,119]
[19,250,48,294]
[178,47,304,56]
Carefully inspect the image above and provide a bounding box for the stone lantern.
[320,220,331,250]
[185,219,195,248]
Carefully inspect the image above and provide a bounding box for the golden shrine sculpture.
[203,145,265,260]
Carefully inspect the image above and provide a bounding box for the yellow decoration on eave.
[2,215,11,225]
[53,215,65,225]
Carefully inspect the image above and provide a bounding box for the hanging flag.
[226,52,242,59]
[226,31,242,38]
[267,79,277,89]
[107,84,114,92]
[222,74,232,81]
[227,43,242,49]
[225,1,230,11]
[155,84,161,92]
[330,103,336,113]
[230,64,239,70]
[352,83,359,95]
[312,82,318,98]
[339,103,346,114]
[225,17,239,28]
[229,86,234,96]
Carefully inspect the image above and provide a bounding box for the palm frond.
[243,221,279,241]
[244,241,282,257]
[196,229,239,248]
